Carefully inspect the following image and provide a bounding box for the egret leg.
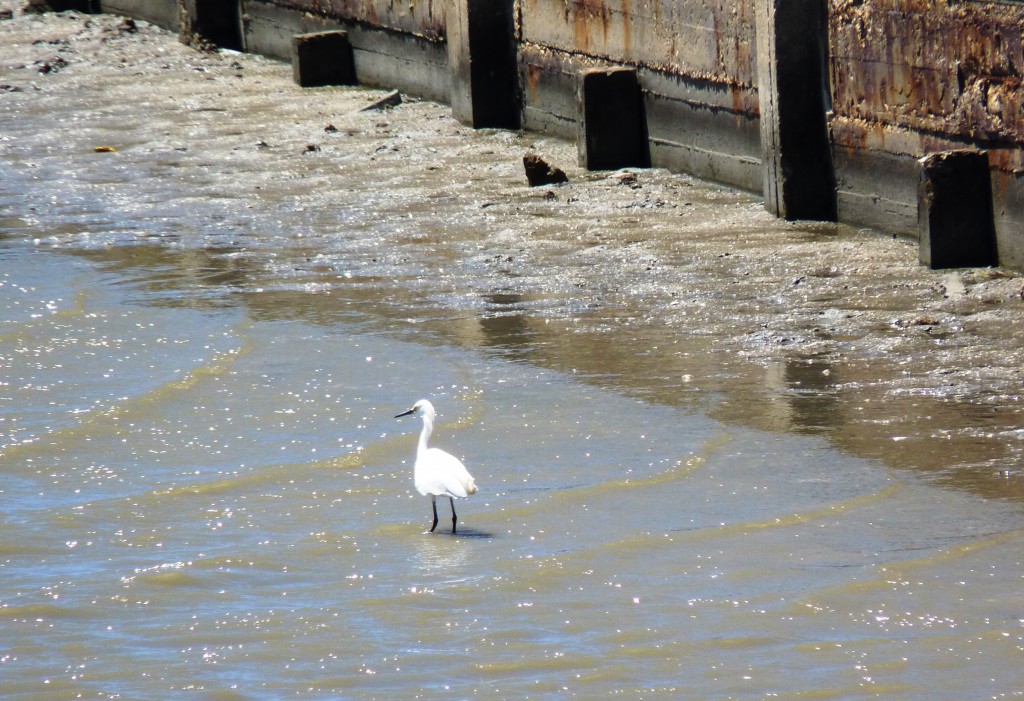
[429,496,439,533]
[450,496,457,534]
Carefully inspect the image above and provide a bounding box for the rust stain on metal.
[988,148,1024,179]
[709,1,723,75]
[830,0,1024,146]
[571,0,614,53]
[832,113,1024,175]
[730,83,743,115]
[526,62,542,102]
[268,0,445,42]
[734,0,752,81]
[519,0,757,105]
[619,0,631,55]
[572,6,589,53]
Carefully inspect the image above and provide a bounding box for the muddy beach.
[3,6,1024,497]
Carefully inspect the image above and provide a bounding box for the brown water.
[2,7,1024,699]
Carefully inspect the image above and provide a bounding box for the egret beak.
[395,407,416,418]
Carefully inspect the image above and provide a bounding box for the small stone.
[37,56,69,74]
[611,170,639,188]
[358,90,402,112]
[523,153,568,187]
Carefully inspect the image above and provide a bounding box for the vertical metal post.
[756,0,836,221]
[447,0,520,129]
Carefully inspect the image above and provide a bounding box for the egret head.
[395,399,436,420]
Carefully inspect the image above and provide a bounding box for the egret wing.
[415,447,476,498]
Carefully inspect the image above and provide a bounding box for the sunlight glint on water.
[0,242,1022,699]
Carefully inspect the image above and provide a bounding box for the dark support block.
[576,67,649,171]
[291,31,356,88]
[181,0,243,50]
[918,150,998,269]
[27,0,98,10]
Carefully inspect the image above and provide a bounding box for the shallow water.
[3,9,1024,699]
[4,242,1023,700]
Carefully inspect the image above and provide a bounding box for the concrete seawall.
[39,0,1024,272]
[827,0,1024,266]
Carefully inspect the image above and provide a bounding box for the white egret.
[395,399,477,534]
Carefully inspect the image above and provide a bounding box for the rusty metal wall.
[259,0,446,40]
[830,0,1024,152]
[519,0,756,85]
[828,0,1024,266]
[517,0,763,191]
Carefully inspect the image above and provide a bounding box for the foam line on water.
[493,428,732,521]
[791,524,1024,609]
[0,321,253,462]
